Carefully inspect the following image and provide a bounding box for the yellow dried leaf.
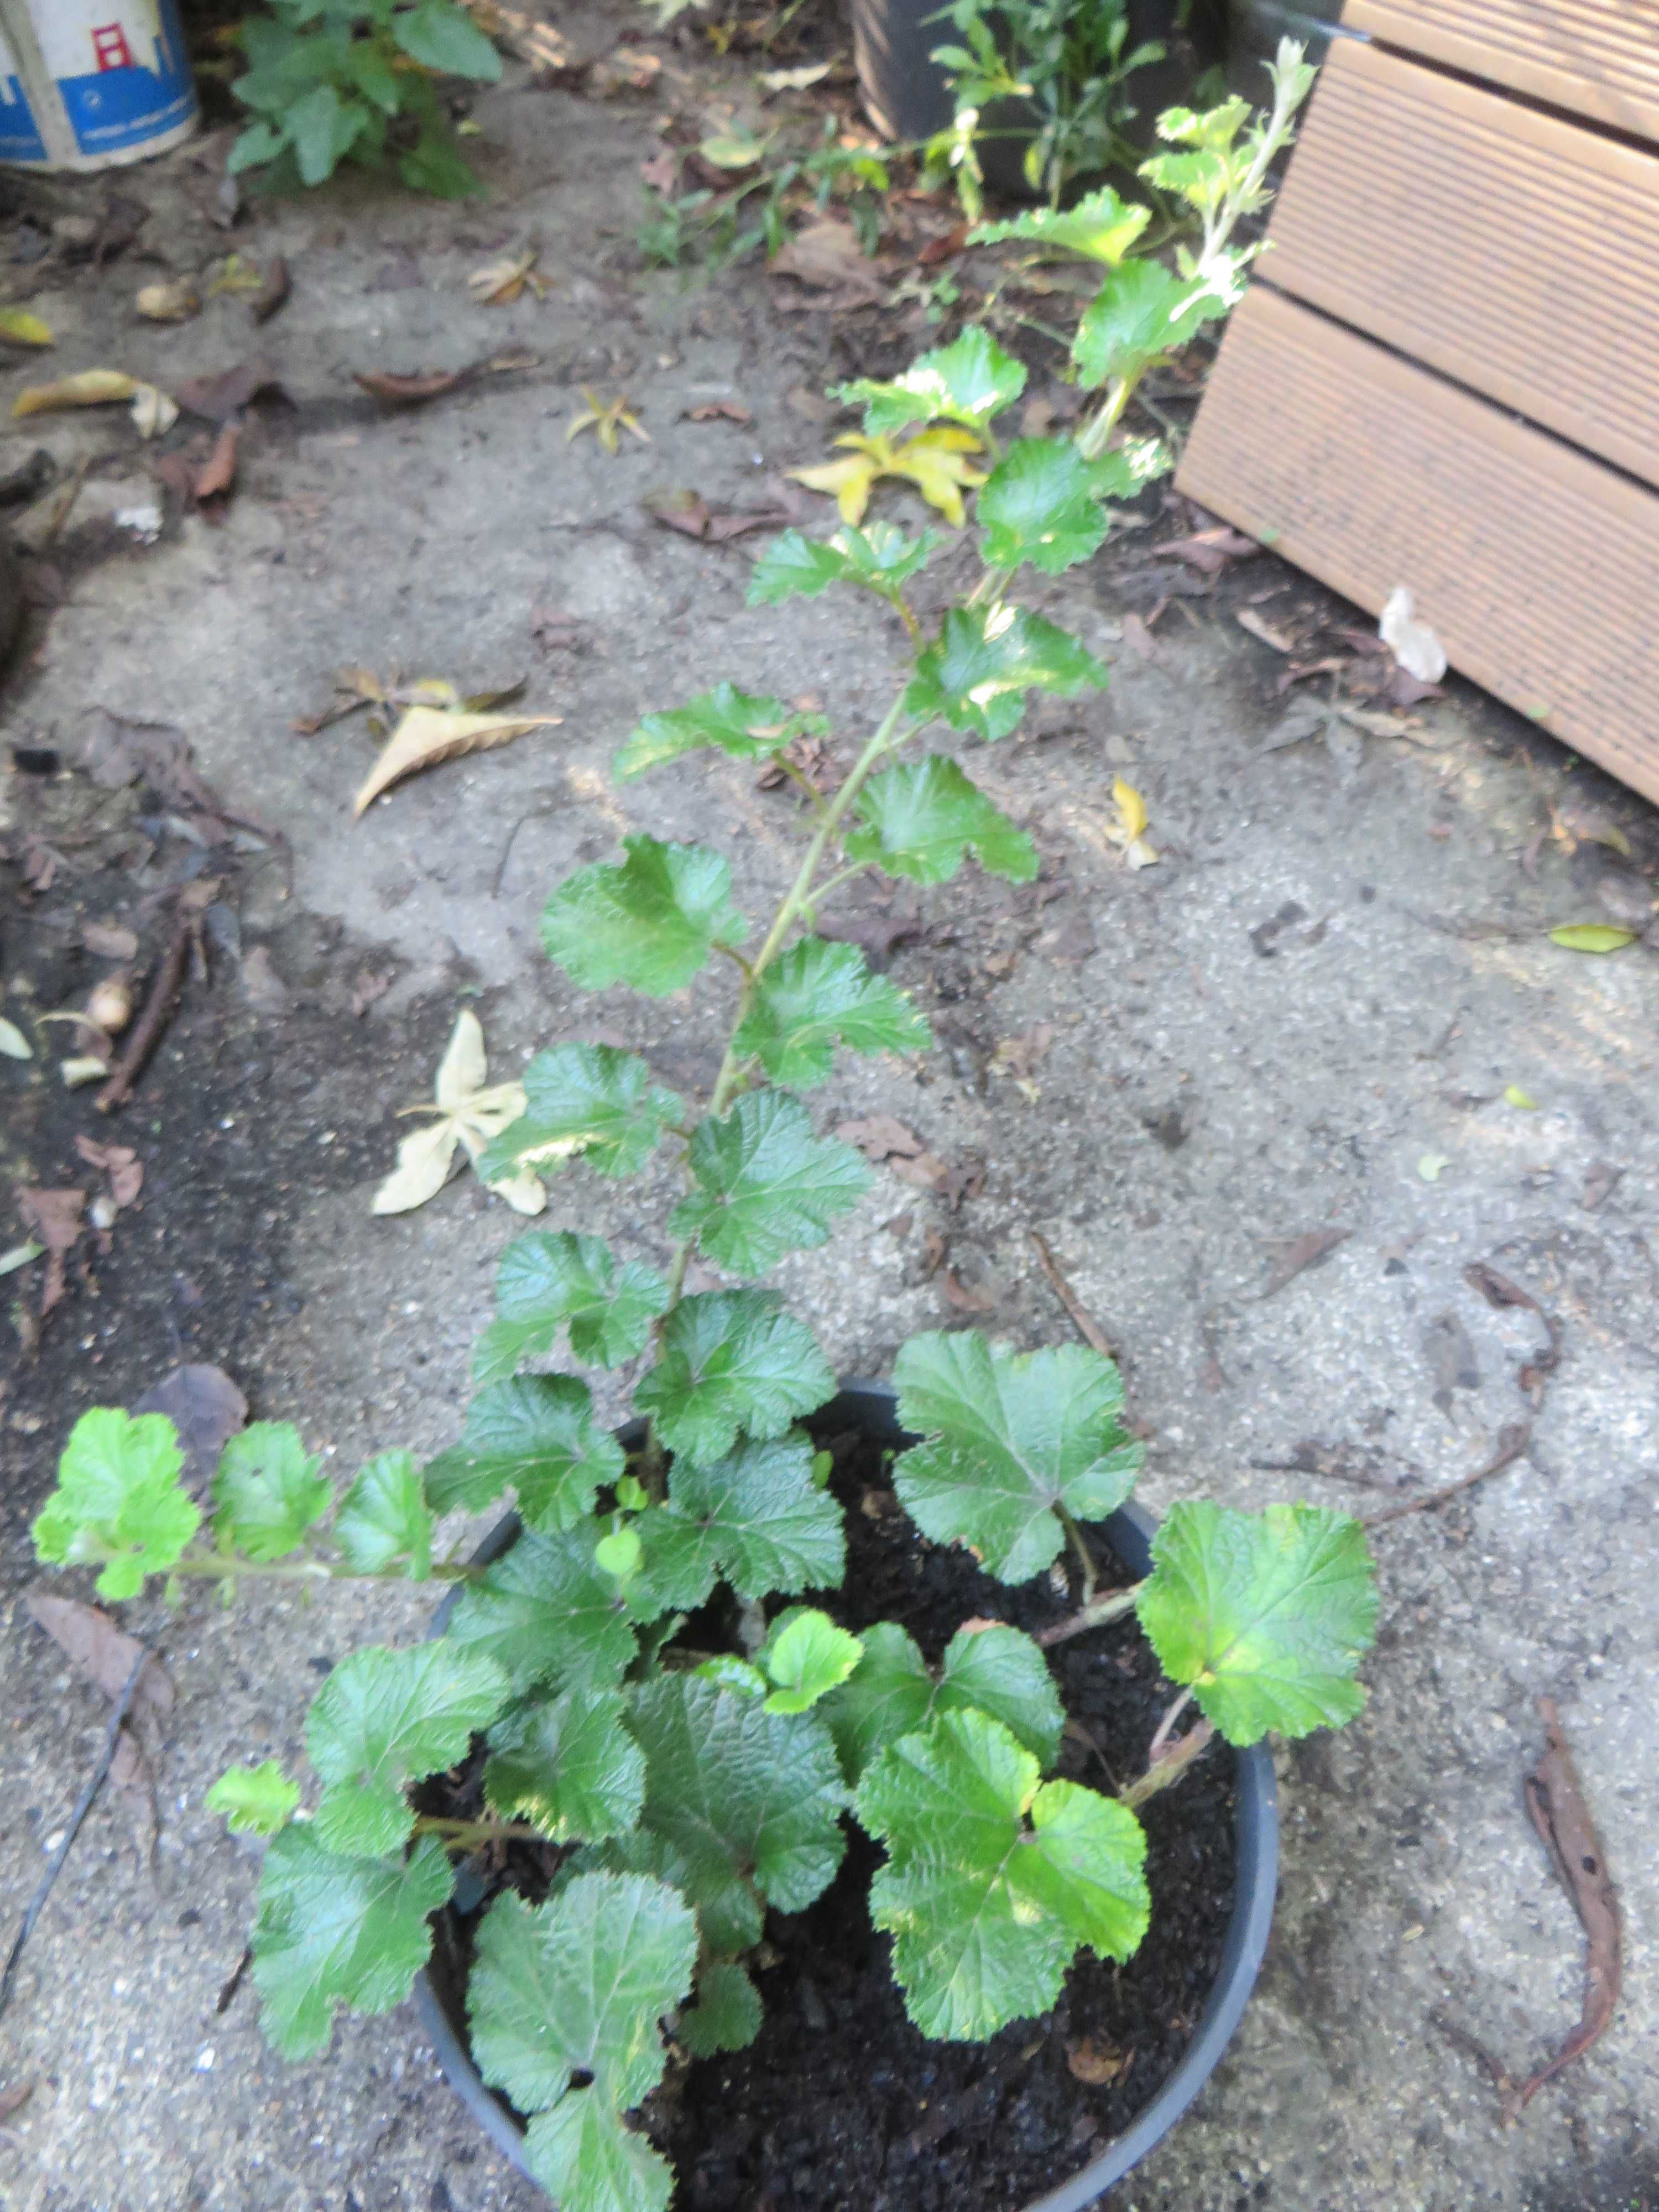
[1112,777,1147,843]
[373,1010,545,1217]
[352,705,562,816]
[0,308,53,347]
[468,248,546,305]
[13,369,140,418]
[135,279,200,324]
[790,426,985,528]
[130,383,178,439]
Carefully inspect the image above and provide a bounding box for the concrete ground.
[2,34,1657,2212]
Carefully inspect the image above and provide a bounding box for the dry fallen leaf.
[374,1009,544,1216]
[132,1362,249,1496]
[1235,606,1295,653]
[1108,775,1159,869]
[75,1134,144,1210]
[1067,2037,1130,2085]
[131,382,179,439]
[251,255,292,324]
[942,1266,995,1313]
[1151,525,1257,573]
[758,59,833,90]
[13,369,140,418]
[195,421,239,504]
[174,359,287,423]
[834,1115,925,1162]
[353,704,562,816]
[136,278,200,324]
[354,368,465,405]
[567,387,649,456]
[468,248,546,305]
[0,307,54,347]
[770,220,888,307]
[686,399,752,424]
[890,1149,948,1190]
[1379,585,1448,684]
[0,2081,32,2121]
[0,1015,30,1061]
[1263,1226,1350,1297]
[14,1186,84,1312]
[23,1589,172,1794]
[83,921,140,960]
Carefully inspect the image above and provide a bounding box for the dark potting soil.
[424,1426,1237,2212]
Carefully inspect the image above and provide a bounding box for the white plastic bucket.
[0,0,197,171]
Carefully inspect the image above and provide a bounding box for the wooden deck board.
[1342,0,1659,143]
[1175,285,1659,806]
[1266,38,1659,489]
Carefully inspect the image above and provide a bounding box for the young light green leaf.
[594,1525,643,1581]
[485,1689,645,1843]
[615,684,827,779]
[444,1524,652,1695]
[541,836,748,997]
[333,1450,434,1579]
[1072,259,1234,390]
[634,1291,834,1464]
[647,1431,846,1601]
[473,1232,670,1383]
[695,1653,768,1698]
[837,326,1026,438]
[823,1619,1063,1780]
[969,187,1151,264]
[211,1423,331,1563]
[1086,435,1171,501]
[467,1875,696,2212]
[630,1674,847,1928]
[477,1044,682,1186]
[733,936,931,1087]
[1136,1500,1378,1745]
[252,1826,455,2060]
[903,604,1107,742]
[760,1606,863,1713]
[670,1092,873,1274]
[306,1643,509,1858]
[846,756,1039,886]
[977,439,1110,575]
[206,1760,301,1837]
[747,522,940,608]
[893,1332,1142,1583]
[32,1407,200,1600]
[1547,924,1636,954]
[677,1960,763,2057]
[421,1375,624,1530]
[857,1709,1149,2039]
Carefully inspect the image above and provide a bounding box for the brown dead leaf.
[131,1363,248,1496]
[770,220,888,307]
[686,399,752,424]
[640,148,679,194]
[890,1150,947,1191]
[353,706,563,816]
[859,1488,900,1520]
[921,1225,947,1275]
[836,1115,924,1162]
[136,278,200,325]
[250,255,291,325]
[194,421,239,505]
[74,1135,143,1209]
[1263,1226,1351,1298]
[942,1266,995,1313]
[351,968,393,1016]
[939,1156,987,1211]
[643,486,711,538]
[174,358,288,423]
[990,1023,1053,1084]
[589,44,659,93]
[15,1187,84,1312]
[818,900,925,966]
[468,248,545,305]
[1235,607,1295,653]
[0,2083,32,2122]
[1119,612,1159,664]
[917,222,968,267]
[83,921,139,961]
[1581,1161,1622,1211]
[354,368,465,404]
[239,944,293,1015]
[1152,525,1258,573]
[1067,2037,1129,2086]
[756,733,838,796]
[530,605,585,653]
[23,1589,172,1793]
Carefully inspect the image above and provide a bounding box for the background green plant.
[228,0,502,197]
[30,48,1364,2212]
[638,116,893,274]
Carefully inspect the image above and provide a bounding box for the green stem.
[1057,1505,1098,1606]
[412,1814,551,1850]
[145,1547,481,1588]
[1034,1579,1143,1647]
[1120,1712,1215,1811]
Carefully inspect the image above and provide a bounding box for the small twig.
[1029,1231,1118,1359]
[1431,2007,1515,2098]
[215,1945,252,2015]
[1120,1716,1216,1809]
[1146,1685,1194,1765]
[1036,1581,1143,1647]
[96,907,191,1112]
[0,1649,151,2024]
[1363,1423,1531,1528]
[41,455,91,550]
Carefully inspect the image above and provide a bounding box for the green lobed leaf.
[670,1092,873,1274]
[468,1876,696,2212]
[573,1823,763,1957]
[1087,435,1171,502]
[477,1044,682,1187]
[823,1619,1065,1781]
[390,0,504,80]
[677,1960,763,2057]
[846,756,1038,886]
[977,439,1111,576]
[630,1674,847,1927]
[837,327,1026,439]
[541,836,748,997]
[857,1709,1149,2039]
[211,1423,331,1563]
[760,1606,863,1714]
[444,1524,652,1695]
[285,84,364,189]
[733,936,931,1087]
[32,1408,200,1601]
[615,684,827,780]
[473,1232,670,1384]
[485,1689,645,1843]
[747,521,940,609]
[969,187,1151,265]
[251,1826,455,2060]
[1072,258,1235,391]
[306,1642,509,1858]
[206,1760,300,1837]
[634,1291,834,1464]
[1136,1500,1378,1745]
[893,1332,1142,1583]
[421,1375,624,1531]
[904,604,1108,742]
[333,1450,433,1579]
[638,1430,846,1603]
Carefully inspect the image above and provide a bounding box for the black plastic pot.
[414,1381,1279,2210]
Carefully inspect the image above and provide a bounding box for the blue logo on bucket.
[54,3,194,155]
[0,29,46,161]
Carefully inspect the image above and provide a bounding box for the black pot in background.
[849,0,1225,189]
[414,1381,1279,2209]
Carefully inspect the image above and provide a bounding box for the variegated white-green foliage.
[29,51,1378,2212]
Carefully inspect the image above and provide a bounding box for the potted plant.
[28,46,1357,2212]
